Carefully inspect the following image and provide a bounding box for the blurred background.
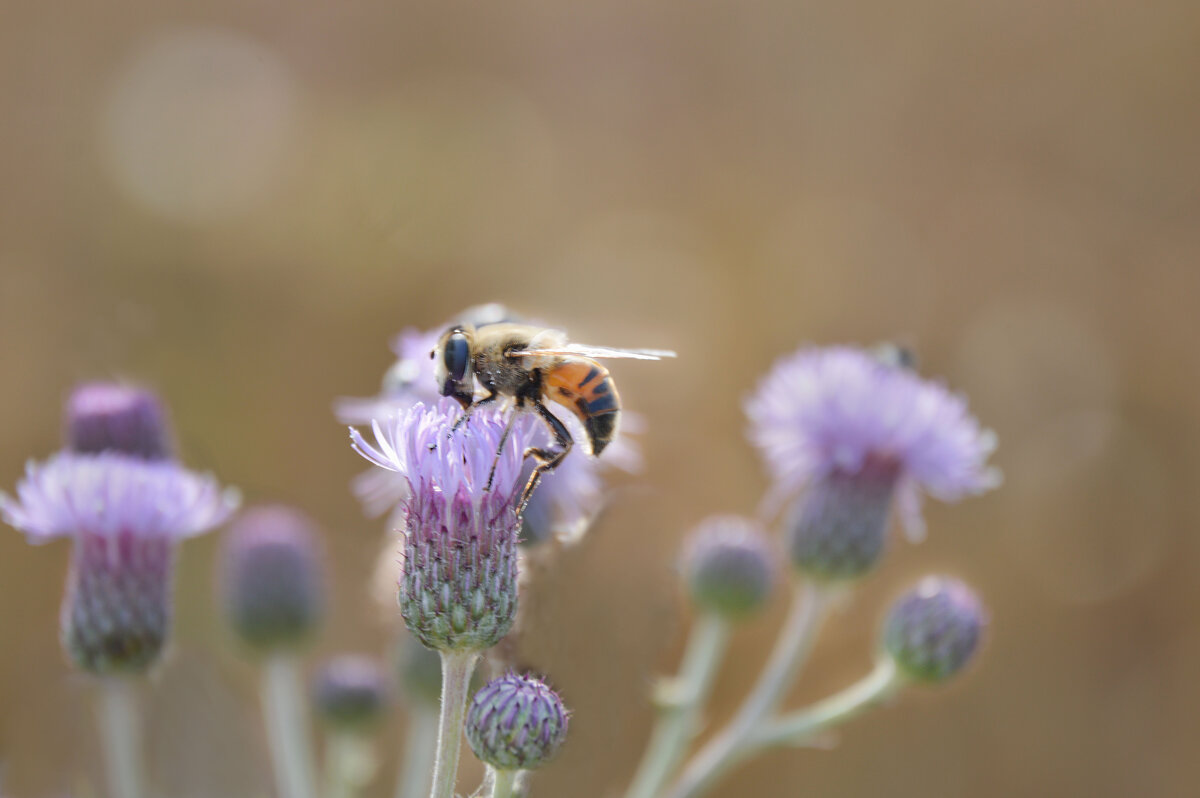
[1,1,1197,796]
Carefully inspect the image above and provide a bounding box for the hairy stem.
[97,676,145,798]
[664,582,833,798]
[396,707,440,798]
[429,650,480,798]
[262,654,319,798]
[625,614,732,798]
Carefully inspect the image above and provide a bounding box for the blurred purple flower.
[65,381,174,461]
[746,346,999,538]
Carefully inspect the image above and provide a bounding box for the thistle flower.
[313,655,391,730]
[219,505,326,652]
[682,516,776,619]
[65,382,173,460]
[882,577,986,683]
[1,445,236,673]
[350,401,535,652]
[465,674,569,771]
[746,346,999,578]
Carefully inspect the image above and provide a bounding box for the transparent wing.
[511,343,676,360]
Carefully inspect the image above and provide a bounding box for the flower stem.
[488,767,521,798]
[753,658,903,748]
[396,707,440,798]
[97,676,145,798]
[262,653,319,798]
[429,650,480,798]
[624,613,731,798]
[325,730,378,798]
[664,582,833,798]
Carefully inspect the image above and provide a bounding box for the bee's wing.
[511,343,676,360]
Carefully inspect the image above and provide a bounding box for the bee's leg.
[517,401,573,515]
[485,408,521,492]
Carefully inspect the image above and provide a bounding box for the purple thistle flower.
[465,673,569,771]
[682,516,777,619]
[219,505,326,652]
[2,450,237,673]
[746,346,1000,542]
[350,401,535,652]
[882,576,987,683]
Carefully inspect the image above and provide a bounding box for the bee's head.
[432,325,475,409]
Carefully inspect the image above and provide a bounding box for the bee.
[431,321,675,506]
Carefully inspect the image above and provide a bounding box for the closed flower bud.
[465,674,568,772]
[682,516,776,619]
[882,577,986,683]
[786,459,898,580]
[65,382,173,461]
[220,505,325,652]
[313,655,390,730]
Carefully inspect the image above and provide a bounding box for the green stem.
[396,707,440,798]
[663,582,833,798]
[97,676,145,798]
[429,650,480,798]
[488,767,521,798]
[753,658,903,748]
[624,613,732,798]
[262,654,319,798]
[325,730,378,798]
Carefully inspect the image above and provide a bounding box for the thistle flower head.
[746,345,999,539]
[313,654,391,730]
[465,673,569,771]
[682,516,776,619]
[1,452,237,545]
[882,576,986,683]
[351,401,535,652]
[219,505,326,652]
[65,381,173,460]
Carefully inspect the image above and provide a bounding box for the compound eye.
[443,332,470,382]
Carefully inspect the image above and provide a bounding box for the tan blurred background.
[1,1,1198,796]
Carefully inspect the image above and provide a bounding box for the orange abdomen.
[543,359,621,456]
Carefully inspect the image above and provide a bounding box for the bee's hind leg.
[516,402,573,516]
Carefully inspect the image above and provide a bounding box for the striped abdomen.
[543,359,620,456]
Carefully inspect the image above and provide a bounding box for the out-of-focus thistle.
[655,344,998,798]
[351,400,538,798]
[882,576,986,683]
[219,505,327,798]
[627,517,776,798]
[314,655,391,798]
[0,382,237,798]
[220,505,325,653]
[746,345,1000,577]
[465,674,569,798]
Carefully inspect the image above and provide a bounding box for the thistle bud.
[465,674,568,772]
[220,505,325,652]
[682,516,775,619]
[65,382,172,461]
[786,460,898,580]
[882,577,986,683]
[313,655,390,730]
